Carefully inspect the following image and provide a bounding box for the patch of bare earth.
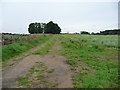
[3,55,44,88]
[39,54,73,88]
[3,37,73,88]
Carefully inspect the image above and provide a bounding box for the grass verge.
[2,35,52,62]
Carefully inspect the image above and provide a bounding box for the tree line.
[80,29,120,35]
[28,21,61,34]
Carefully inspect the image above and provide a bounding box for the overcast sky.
[0,0,119,34]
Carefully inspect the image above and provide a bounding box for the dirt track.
[2,37,73,88]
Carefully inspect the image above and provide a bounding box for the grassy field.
[2,34,119,88]
[59,34,118,88]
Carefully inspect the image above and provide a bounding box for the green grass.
[33,37,56,55]
[80,69,89,74]
[74,69,118,88]
[67,59,78,66]
[37,74,45,79]
[18,76,32,88]
[50,82,59,87]
[41,79,49,83]
[2,35,52,62]
[60,34,118,88]
[47,69,54,73]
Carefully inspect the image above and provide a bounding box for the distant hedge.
[91,29,120,35]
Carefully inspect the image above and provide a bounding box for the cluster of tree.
[28,23,44,34]
[44,21,61,34]
[91,29,120,35]
[80,31,90,34]
[28,21,61,34]
[80,29,119,35]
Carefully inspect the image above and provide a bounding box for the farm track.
[3,37,53,69]
[2,37,54,88]
[2,37,73,88]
